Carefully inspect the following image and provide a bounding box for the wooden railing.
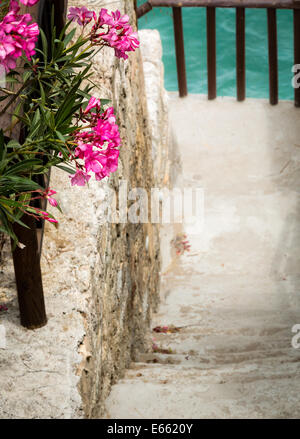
[136,0,300,106]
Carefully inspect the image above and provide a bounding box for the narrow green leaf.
[39,28,48,64]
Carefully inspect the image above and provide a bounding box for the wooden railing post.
[173,7,188,97]
[207,7,217,99]
[134,0,138,27]
[267,8,278,105]
[294,8,300,107]
[12,216,47,329]
[236,7,246,101]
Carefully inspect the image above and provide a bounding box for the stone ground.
[104,95,300,419]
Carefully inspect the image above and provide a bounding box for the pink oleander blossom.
[32,187,58,207]
[19,0,40,6]
[9,1,21,12]
[84,96,101,114]
[98,8,115,27]
[0,4,39,72]
[43,215,58,224]
[0,31,15,60]
[39,211,58,223]
[45,188,58,207]
[70,170,91,187]
[89,8,140,59]
[67,7,96,26]
[70,99,121,186]
[66,6,139,60]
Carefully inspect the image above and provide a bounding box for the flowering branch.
[0,1,140,242]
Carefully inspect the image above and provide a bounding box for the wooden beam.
[294,9,300,107]
[12,216,47,330]
[137,2,153,18]
[236,7,246,101]
[267,8,278,105]
[149,0,300,9]
[173,7,188,97]
[207,7,217,99]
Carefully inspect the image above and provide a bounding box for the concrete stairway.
[104,95,300,419]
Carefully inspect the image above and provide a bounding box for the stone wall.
[0,0,168,418]
[55,0,162,417]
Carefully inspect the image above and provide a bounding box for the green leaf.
[55,164,76,175]
[40,28,48,60]
[101,99,110,106]
[6,140,21,149]
[4,77,19,84]
[0,207,18,243]
[23,70,32,83]
[0,176,43,194]
[63,28,76,48]
[28,108,41,139]
[3,159,43,176]
[55,130,67,143]
[0,201,30,229]
[39,80,46,106]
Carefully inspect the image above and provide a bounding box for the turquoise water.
[137,3,294,100]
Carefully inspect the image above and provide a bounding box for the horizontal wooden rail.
[137,1,153,18]
[148,0,300,9]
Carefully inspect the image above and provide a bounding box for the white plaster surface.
[105,95,300,418]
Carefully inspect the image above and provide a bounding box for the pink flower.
[0,32,15,60]
[75,141,91,160]
[105,148,119,173]
[0,6,39,73]
[67,7,96,26]
[84,150,107,174]
[84,96,101,114]
[70,170,91,187]
[71,102,121,184]
[19,0,40,6]
[48,198,57,207]
[33,187,59,208]
[46,190,58,207]
[45,217,58,224]
[98,8,115,26]
[9,1,20,13]
[111,26,140,59]
[97,9,129,28]
[110,10,130,27]
[90,9,139,59]
[1,55,17,72]
[39,211,58,224]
